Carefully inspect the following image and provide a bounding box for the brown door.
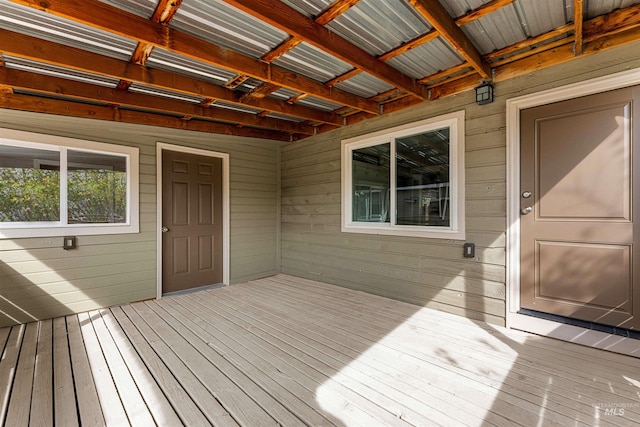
[162,150,223,293]
[520,85,640,329]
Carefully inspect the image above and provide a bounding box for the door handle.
[161,226,169,233]
[521,206,532,215]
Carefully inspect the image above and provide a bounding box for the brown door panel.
[162,150,223,293]
[520,86,640,329]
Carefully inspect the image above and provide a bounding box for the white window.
[342,111,465,239]
[0,128,139,238]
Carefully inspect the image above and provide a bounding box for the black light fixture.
[475,81,494,105]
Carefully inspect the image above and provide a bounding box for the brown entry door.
[162,150,223,293]
[520,86,640,330]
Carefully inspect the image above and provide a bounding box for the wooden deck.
[1,274,639,426]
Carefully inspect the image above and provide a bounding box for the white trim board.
[155,143,230,299]
[506,67,640,358]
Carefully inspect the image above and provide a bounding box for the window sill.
[0,223,139,239]
[342,223,465,240]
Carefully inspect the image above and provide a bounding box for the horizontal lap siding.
[280,41,640,326]
[0,112,280,326]
[281,119,507,325]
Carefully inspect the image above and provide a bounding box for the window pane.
[352,143,390,222]
[67,150,127,224]
[396,128,450,227]
[0,145,60,222]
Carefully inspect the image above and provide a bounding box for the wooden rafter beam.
[8,0,379,114]
[221,0,427,100]
[431,23,640,102]
[139,0,184,63]
[484,23,573,61]
[237,0,360,102]
[0,29,342,126]
[152,0,184,23]
[260,0,359,64]
[574,0,584,55]
[224,74,250,89]
[0,67,316,135]
[261,38,303,64]
[583,3,640,42]
[407,0,491,78]
[488,38,571,68]
[0,92,294,141]
[239,82,283,103]
[315,0,361,25]
[455,0,515,26]
[345,5,640,126]
[418,63,472,85]
[327,0,511,88]
[118,0,184,90]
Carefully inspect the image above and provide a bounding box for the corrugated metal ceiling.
[0,0,137,60]
[327,0,433,56]
[1,0,639,140]
[171,0,288,59]
[2,55,120,88]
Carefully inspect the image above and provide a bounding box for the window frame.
[341,110,465,239]
[0,128,139,238]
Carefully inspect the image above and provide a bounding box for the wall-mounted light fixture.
[475,81,494,105]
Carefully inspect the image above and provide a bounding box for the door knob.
[522,191,532,198]
[521,206,532,215]
[161,226,169,232]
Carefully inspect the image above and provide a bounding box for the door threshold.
[163,283,226,297]
[508,312,640,358]
[518,309,640,340]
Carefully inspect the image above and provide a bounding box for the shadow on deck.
[0,273,639,426]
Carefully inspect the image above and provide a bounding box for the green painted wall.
[0,112,281,326]
[280,40,640,326]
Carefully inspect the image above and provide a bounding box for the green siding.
[0,112,281,327]
[2,40,640,328]
[280,40,640,326]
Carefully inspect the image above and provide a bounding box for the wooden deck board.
[30,319,53,427]
[201,282,512,426]
[5,322,37,427]
[99,308,183,427]
[0,325,24,426]
[77,311,129,426]
[153,297,339,427]
[166,292,399,427]
[118,304,235,426]
[176,288,459,426]
[66,315,105,427]
[211,280,563,426]
[52,317,79,427]
[0,274,639,427]
[251,277,640,422]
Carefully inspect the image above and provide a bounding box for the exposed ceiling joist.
[574,0,584,55]
[240,0,361,103]
[407,0,491,79]
[328,0,510,89]
[8,0,380,114]
[583,3,640,42]
[118,0,184,91]
[0,67,314,136]
[454,0,515,26]
[0,0,638,142]
[344,10,640,125]
[221,0,428,100]
[0,91,294,141]
[0,29,342,127]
